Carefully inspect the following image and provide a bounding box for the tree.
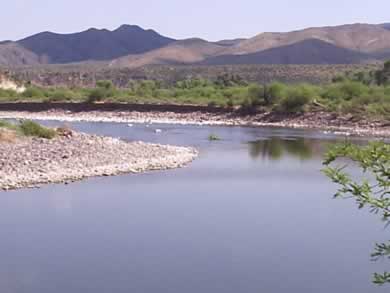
[87,80,117,103]
[266,82,286,104]
[323,142,390,285]
[96,80,114,90]
[374,60,390,86]
[247,84,263,106]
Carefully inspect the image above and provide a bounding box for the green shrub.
[321,81,368,101]
[208,134,221,141]
[47,88,74,102]
[87,88,106,103]
[96,80,115,90]
[247,84,263,106]
[0,88,18,98]
[321,84,346,101]
[22,87,45,99]
[240,97,256,112]
[278,96,309,113]
[0,119,17,130]
[266,82,287,104]
[278,85,314,112]
[87,80,117,103]
[366,103,390,117]
[208,101,217,107]
[339,81,368,100]
[331,75,347,83]
[19,120,56,139]
[226,98,234,108]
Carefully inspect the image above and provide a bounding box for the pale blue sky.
[2,0,390,41]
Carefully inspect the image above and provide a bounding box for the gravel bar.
[0,132,198,191]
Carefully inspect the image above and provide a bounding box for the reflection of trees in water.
[248,137,326,160]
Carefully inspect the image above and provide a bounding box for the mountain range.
[1,23,390,68]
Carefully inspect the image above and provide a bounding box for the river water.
[0,122,387,293]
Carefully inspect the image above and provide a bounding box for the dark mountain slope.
[17,25,175,64]
[202,39,374,65]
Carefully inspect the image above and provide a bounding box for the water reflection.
[1,122,386,293]
[248,137,327,161]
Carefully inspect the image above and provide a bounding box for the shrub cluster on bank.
[0,63,390,119]
[0,120,57,140]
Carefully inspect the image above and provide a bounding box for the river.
[0,122,387,293]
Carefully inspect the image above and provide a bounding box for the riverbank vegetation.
[1,62,390,119]
[0,119,57,140]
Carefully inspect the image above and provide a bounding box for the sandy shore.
[0,109,389,137]
[0,131,197,191]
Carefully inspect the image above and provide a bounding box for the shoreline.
[0,131,198,191]
[0,109,389,138]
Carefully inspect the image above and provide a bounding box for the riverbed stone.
[0,132,198,191]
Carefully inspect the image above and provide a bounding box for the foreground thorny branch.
[323,142,390,285]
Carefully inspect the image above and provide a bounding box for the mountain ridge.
[200,39,374,65]
[1,22,390,68]
[16,25,176,64]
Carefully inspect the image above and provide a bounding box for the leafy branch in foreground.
[323,142,390,285]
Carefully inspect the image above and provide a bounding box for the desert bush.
[22,87,45,99]
[0,120,17,130]
[0,88,18,98]
[87,88,107,102]
[87,80,117,103]
[19,120,56,139]
[96,80,115,90]
[247,84,263,106]
[266,82,287,104]
[47,88,74,102]
[226,98,234,108]
[277,85,315,112]
[240,97,256,112]
[322,81,368,101]
[331,75,347,83]
[339,81,368,100]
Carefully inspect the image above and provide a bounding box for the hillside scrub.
[0,63,390,119]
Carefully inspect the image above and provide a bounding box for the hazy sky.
[2,0,390,41]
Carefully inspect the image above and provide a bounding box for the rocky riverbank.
[0,109,389,137]
[0,131,197,191]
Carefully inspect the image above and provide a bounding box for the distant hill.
[17,25,175,64]
[1,22,390,68]
[0,43,42,66]
[223,23,390,55]
[201,39,374,65]
[111,39,225,68]
[111,23,390,68]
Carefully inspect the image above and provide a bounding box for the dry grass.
[0,128,17,143]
